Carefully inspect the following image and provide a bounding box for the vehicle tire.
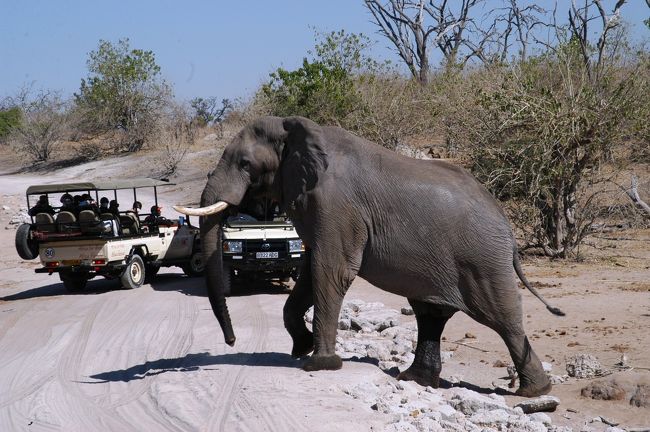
[182,251,204,277]
[121,255,145,289]
[15,223,39,260]
[60,271,88,292]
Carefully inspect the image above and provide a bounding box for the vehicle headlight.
[288,239,304,252]
[223,241,243,253]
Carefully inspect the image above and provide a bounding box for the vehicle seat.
[119,213,140,235]
[100,213,120,235]
[34,212,56,232]
[55,211,78,233]
[79,210,102,234]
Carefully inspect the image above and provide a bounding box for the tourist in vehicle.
[108,200,120,217]
[59,193,76,214]
[145,205,172,227]
[78,194,99,214]
[99,197,110,213]
[28,195,55,216]
[130,201,142,215]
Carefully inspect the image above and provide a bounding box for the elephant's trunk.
[201,211,236,346]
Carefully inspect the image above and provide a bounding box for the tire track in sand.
[205,295,308,432]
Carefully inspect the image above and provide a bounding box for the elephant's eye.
[240,159,251,171]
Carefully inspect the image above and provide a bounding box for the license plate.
[256,252,278,259]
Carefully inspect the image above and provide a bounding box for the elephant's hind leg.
[502,331,552,397]
[464,275,551,397]
[397,300,455,387]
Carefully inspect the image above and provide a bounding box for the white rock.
[565,354,603,379]
[448,389,513,415]
[401,307,414,315]
[385,420,418,432]
[528,412,552,426]
[469,408,510,425]
[542,361,553,372]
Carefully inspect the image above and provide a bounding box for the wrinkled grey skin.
[198,116,563,397]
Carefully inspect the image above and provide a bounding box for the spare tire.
[15,223,39,260]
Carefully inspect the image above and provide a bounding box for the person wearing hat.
[29,195,55,216]
[144,205,172,227]
[59,193,76,214]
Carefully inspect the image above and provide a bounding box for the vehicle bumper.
[223,253,305,272]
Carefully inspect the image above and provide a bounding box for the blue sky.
[1,1,648,103]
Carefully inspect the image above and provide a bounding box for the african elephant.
[174,116,564,397]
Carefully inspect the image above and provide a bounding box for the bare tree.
[489,1,547,62]
[5,88,69,163]
[364,0,485,83]
[568,0,627,79]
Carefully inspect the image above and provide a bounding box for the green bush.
[74,38,171,152]
[0,107,22,140]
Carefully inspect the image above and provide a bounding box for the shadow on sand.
[86,350,513,396]
[0,277,118,301]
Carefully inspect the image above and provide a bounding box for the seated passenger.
[130,201,142,216]
[79,194,99,214]
[144,205,172,226]
[99,197,110,213]
[59,193,76,215]
[29,195,55,216]
[108,200,120,217]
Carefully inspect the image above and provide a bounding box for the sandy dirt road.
[1,168,649,431]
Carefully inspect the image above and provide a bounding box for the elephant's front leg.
[398,300,455,387]
[302,258,357,372]
[284,255,314,358]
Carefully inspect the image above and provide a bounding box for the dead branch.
[619,175,650,218]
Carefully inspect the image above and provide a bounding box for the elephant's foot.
[303,354,342,371]
[397,367,440,388]
[515,377,552,397]
[290,333,314,358]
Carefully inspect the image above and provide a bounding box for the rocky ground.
[0,143,648,431]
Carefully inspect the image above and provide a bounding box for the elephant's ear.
[281,117,329,206]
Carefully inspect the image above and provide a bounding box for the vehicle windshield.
[226,214,258,223]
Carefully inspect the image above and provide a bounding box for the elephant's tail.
[513,246,566,316]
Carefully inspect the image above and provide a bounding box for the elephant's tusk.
[173,201,229,216]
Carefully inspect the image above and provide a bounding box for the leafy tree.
[74,38,171,152]
[260,30,376,125]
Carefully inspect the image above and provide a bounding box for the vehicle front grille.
[245,240,287,253]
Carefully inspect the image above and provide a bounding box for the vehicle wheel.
[60,271,88,292]
[182,251,204,277]
[15,223,39,260]
[145,263,161,282]
[121,255,145,289]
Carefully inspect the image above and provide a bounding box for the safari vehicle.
[221,213,306,295]
[15,179,204,292]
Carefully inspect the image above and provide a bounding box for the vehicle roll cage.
[25,178,176,223]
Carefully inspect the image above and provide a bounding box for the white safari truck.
[220,213,306,295]
[15,179,204,292]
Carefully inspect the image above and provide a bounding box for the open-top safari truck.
[15,178,204,292]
